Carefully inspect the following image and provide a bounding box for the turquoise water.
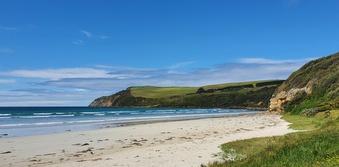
[0,107,260,137]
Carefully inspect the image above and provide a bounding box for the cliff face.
[89,88,156,107]
[90,80,283,109]
[269,53,339,114]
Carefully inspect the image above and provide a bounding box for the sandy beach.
[0,113,293,167]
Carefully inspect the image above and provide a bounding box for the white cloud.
[168,61,195,69]
[0,90,99,106]
[2,68,113,80]
[81,30,92,38]
[238,57,315,64]
[72,40,84,45]
[74,30,109,45]
[40,57,312,91]
[0,79,16,84]
[0,57,314,106]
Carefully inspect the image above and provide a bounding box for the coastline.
[0,108,259,138]
[0,113,293,167]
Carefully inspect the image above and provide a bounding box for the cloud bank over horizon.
[0,57,313,106]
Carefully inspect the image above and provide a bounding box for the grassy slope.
[280,53,339,114]
[207,111,339,167]
[126,80,282,108]
[202,80,283,90]
[89,80,283,108]
[130,86,198,98]
[129,80,276,98]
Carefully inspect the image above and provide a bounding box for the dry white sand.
[0,114,293,167]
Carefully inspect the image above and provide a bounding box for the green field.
[206,110,339,167]
[90,80,283,108]
[126,80,283,108]
[201,80,283,90]
[128,80,283,98]
[129,86,198,98]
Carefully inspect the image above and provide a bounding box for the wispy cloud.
[168,61,195,69]
[38,58,312,90]
[73,30,109,45]
[0,79,16,84]
[81,30,92,38]
[1,68,115,80]
[0,25,18,31]
[72,40,84,45]
[0,89,106,106]
[0,57,314,106]
[238,57,315,64]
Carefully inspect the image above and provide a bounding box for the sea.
[0,107,261,138]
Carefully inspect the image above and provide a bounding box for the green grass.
[128,80,283,99]
[91,80,282,108]
[206,110,339,167]
[283,110,339,130]
[129,86,198,98]
[201,80,281,90]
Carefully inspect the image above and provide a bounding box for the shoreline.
[0,113,293,167]
[0,110,260,138]
[101,111,261,129]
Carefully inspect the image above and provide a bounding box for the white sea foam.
[18,115,51,118]
[0,123,31,127]
[0,122,64,128]
[55,112,65,115]
[33,122,64,126]
[33,113,53,116]
[81,112,99,115]
[67,119,107,124]
[18,114,74,119]
[0,108,260,138]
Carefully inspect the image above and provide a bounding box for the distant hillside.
[89,80,284,109]
[269,52,339,114]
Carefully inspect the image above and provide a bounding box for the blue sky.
[0,0,338,106]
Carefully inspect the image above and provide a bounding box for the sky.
[0,0,338,106]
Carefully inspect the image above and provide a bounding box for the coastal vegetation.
[207,53,339,167]
[207,110,339,167]
[89,80,283,108]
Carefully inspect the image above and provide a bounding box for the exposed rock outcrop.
[269,86,312,113]
[269,52,339,113]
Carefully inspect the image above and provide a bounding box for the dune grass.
[129,86,198,98]
[206,111,339,167]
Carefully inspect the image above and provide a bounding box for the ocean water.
[0,107,260,137]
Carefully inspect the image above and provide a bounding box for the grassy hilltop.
[129,86,198,98]
[89,80,284,109]
[207,53,339,167]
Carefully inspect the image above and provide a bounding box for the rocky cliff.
[269,52,339,114]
